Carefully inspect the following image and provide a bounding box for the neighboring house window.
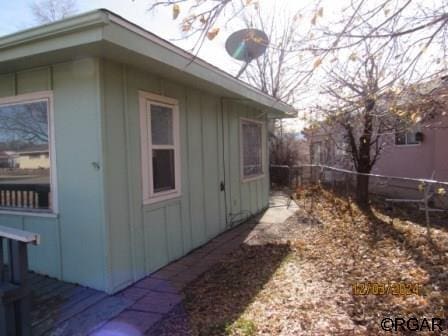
[139,91,181,204]
[395,122,421,145]
[241,118,264,180]
[0,92,56,213]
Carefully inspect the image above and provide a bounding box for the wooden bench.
[0,225,40,336]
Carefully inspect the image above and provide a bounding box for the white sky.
[0,0,250,77]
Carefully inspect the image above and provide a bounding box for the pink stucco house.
[372,113,448,182]
[303,76,448,202]
[373,78,448,182]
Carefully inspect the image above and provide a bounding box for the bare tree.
[148,1,447,80]
[148,0,447,204]
[238,2,320,104]
[314,35,432,205]
[30,0,78,24]
[148,0,241,57]
[0,102,49,144]
[235,3,320,167]
[269,132,302,166]
[148,1,324,95]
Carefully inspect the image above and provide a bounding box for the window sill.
[394,143,422,148]
[0,209,58,218]
[143,191,182,205]
[242,174,265,183]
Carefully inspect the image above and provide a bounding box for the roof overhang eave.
[0,9,297,116]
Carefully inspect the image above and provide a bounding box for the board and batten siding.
[0,59,108,291]
[101,60,269,293]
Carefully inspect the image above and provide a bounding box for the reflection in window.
[151,105,173,145]
[152,149,175,192]
[241,120,263,179]
[0,99,52,212]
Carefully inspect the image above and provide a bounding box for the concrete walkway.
[259,192,298,224]
[35,194,298,336]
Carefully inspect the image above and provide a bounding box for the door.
[222,102,269,228]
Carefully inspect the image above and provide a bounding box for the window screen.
[241,120,263,178]
[152,149,175,192]
[151,105,173,145]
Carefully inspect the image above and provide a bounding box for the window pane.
[406,131,419,144]
[0,100,51,211]
[242,122,262,177]
[151,104,173,145]
[395,131,406,145]
[152,149,175,193]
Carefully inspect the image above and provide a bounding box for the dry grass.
[153,187,448,335]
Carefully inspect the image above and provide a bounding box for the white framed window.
[139,91,181,204]
[395,121,421,146]
[240,118,264,182]
[0,91,57,215]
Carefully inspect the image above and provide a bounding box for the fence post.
[423,185,432,239]
[345,174,349,199]
[332,170,336,191]
[288,166,292,189]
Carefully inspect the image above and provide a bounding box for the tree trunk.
[356,173,370,206]
[356,133,372,207]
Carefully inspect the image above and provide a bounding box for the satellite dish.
[225,29,269,79]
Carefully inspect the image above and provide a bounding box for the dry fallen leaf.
[207,27,220,40]
[152,186,448,335]
[172,4,180,20]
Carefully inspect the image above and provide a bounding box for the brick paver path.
[29,195,294,336]
[29,194,296,335]
[91,218,265,335]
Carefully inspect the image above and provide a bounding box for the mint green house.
[0,10,295,293]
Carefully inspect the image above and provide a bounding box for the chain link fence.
[270,164,448,233]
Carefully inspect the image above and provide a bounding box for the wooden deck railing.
[0,184,50,209]
[0,226,40,336]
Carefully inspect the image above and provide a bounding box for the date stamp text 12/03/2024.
[352,282,421,296]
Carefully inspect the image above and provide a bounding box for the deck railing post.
[0,238,4,282]
[0,301,8,336]
[0,226,39,336]
[0,237,7,336]
[9,240,31,336]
